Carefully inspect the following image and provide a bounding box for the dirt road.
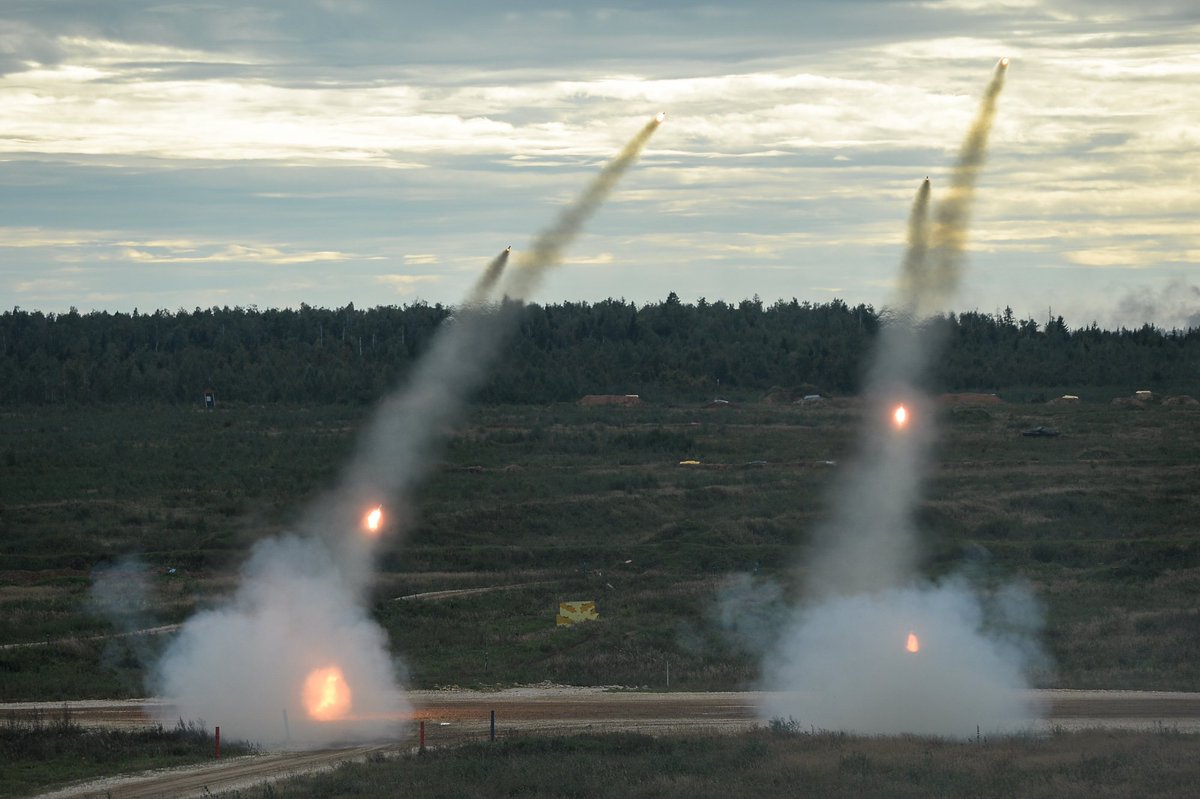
[18,688,1200,798]
[31,745,391,799]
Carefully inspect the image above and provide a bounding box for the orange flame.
[906,631,920,653]
[364,506,383,535]
[893,404,909,428]
[303,666,352,721]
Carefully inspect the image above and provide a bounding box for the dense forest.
[2,296,1198,405]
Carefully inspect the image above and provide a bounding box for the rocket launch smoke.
[500,113,665,301]
[149,115,661,747]
[465,246,512,307]
[896,178,932,320]
[302,113,662,583]
[746,60,1046,737]
[923,60,1008,316]
[154,536,405,744]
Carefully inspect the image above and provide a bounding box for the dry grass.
[244,727,1200,798]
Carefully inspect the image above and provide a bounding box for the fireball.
[655,111,667,123]
[906,631,920,654]
[303,666,352,721]
[364,506,383,535]
[892,404,909,429]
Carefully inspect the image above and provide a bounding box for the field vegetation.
[0,707,249,798]
[236,727,1200,798]
[4,305,1200,796]
[3,396,1199,698]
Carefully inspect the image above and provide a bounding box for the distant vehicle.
[1022,426,1060,437]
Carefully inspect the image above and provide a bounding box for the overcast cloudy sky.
[2,1,1198,328]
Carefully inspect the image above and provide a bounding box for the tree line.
[2,296,1197,405]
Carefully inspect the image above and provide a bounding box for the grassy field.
[2,397,1200,698]
[234,727,1200,798]
[0,708,249,798]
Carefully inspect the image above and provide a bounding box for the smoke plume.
[153,536,404,744]
[761,580,1044,735]
[1098,277,1200,332]
[896,177,932,319]
[749,60,1045,737]
[464,246,512,307]
[89,556,160,692]
[921,60,1008,317]
[500,113,665,300]
[151,115,662,747]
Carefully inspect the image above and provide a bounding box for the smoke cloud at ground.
[746,61,1046,737]
[90,556,160,692]
[153,536,406,745]
[150,117,660,747]
[760,580,1045,736]
[90,555,154,631]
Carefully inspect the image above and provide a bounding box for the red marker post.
[215,726,221,759]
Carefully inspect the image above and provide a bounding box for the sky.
[2,0,1198,330]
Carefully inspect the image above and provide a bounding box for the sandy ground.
[15,687,1200,798]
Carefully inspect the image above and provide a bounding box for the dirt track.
[19,688,1200,798]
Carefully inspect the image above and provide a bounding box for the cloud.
[14,277,80,293]
[0,2,1197,326]
[0,227,361,265]
[0,227,109,248]
[117,243,354,265]
[375,274,441,293]
[560,252,614,265]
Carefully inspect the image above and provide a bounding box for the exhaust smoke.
[153,535,405,744]
[922,59,1008,317]
[896,177,932,317]
[500,113,665,301]
[745,61,1046,737]
[464,246,512,307]
[149,115,662,747]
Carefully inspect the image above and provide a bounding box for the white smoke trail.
[300,115,664,588]
[750,60,1046,737]
[921,60,1008,317]
[800,178,937,597]
[151,115,662,747]
[499,113,665,301]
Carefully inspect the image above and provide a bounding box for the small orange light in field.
[303,666,352,721]
[893,405,909,428]
[906,632,920,654]
[365,506,383,534]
